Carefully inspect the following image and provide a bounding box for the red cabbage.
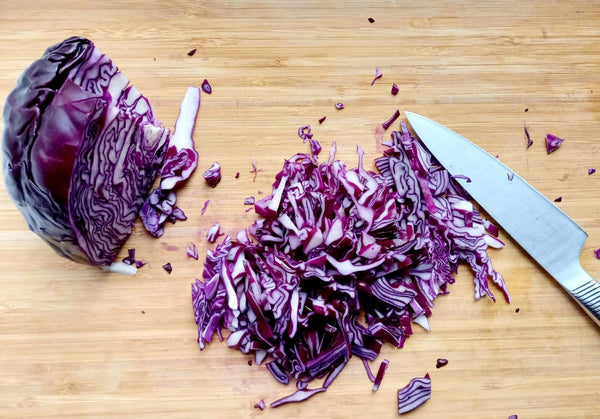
[370,67,382,86]
[191,120,508,407]
[524,124,533,149]
[2,37,170,266]
[483,219,499,237]
[270,387,327,408]
[122,248,146,268]
[140,188,188,238]
[203,162,222,187]
[361,358,377,382]
[319,116,327,124]
[589,168,596,175]
[201,200,210,215]
[436,358,448,368]
[335,102,345,110]
[545,133,565,154]
[139,86,200,238]
[163,262,173,274]
[201,79,212,94]
[250,158,263,182]
[122,249,137,265]
[594,249,600,260]
[372,359,389,391]
[298,125,313,142]
[158,87,200,191]
[206,222,222,243]
[309,138,322,156]
[452,174,472,183]
[382,109,400,131]
[187,48,197,56]
[187,242,199,260]
[397,373,431,414]
[391,83,399,95]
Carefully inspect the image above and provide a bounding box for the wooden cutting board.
[1,1,599,418]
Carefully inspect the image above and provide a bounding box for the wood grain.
[1,1,599,417]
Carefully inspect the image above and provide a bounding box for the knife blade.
[405,111,600,327]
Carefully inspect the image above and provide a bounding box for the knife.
[405,111,600,327]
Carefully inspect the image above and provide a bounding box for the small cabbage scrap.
[397,374,431,414]
[122,248,146,268]
[372,359,389,391]
[524,123,533,149]
[186,242,199,260]
[191,121,508,407]
[545,133,565,154]
[298,124,313,142]
[370,66,383,86]
[203,161,222,187]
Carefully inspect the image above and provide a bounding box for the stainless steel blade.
[405,111,600,327]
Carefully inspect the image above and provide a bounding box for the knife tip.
[404,111,422,128]
[404,111,421,122]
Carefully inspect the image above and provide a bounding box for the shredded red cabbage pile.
[191,121,508,407]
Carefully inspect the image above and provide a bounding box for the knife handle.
[571,278,600,327]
